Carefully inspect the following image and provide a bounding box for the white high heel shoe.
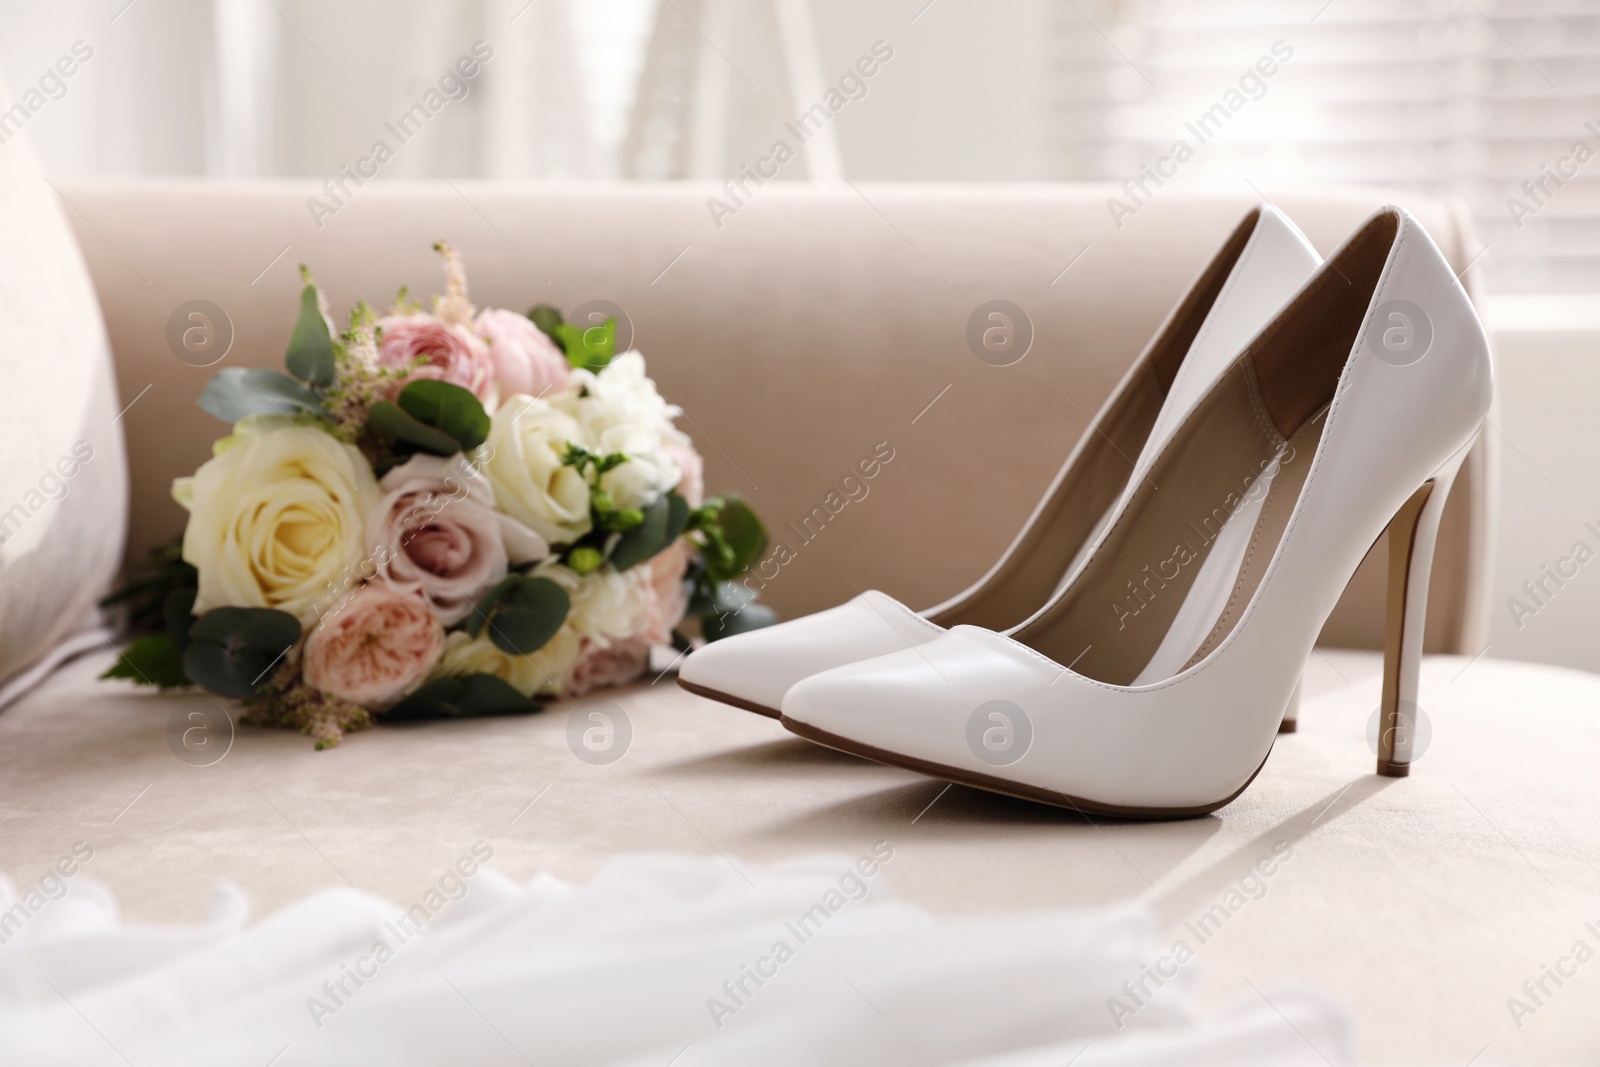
[680,204,1320,719]
[780,205,1491,817]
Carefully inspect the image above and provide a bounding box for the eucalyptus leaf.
[285,280,336,387]
[397,380,490,452]
[164,588,197,654]
[383,673,540,720]
[199,368,331,425]
[703,494,768,582]
[487,576,570,656]
[688,579,753,620]
[662,491,691,548]
[467,575,522,639]
[181,607,300,699]
[701,589,779,643]
[367,399,461,456]
[101,634,191,689]
[609,494,671,571]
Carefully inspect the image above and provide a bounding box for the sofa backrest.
[58,180,1491,654]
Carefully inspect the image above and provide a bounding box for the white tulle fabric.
[0,854,1351,1066]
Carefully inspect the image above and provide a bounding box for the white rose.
[174,416,380,626]
[559,352,683,511]
[433,627,580,698]
[481,394,592,546]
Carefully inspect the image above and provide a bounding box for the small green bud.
[568,546,604,575]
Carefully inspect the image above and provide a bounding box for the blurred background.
[2,0,1597,673]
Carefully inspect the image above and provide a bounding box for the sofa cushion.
[4,648,1597,1061]
[0,81,127,694]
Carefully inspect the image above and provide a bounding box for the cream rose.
[481,394,592,546]
[433,627,581,698]
[303,585,444,707]
[174,417,380,626]
[368,454,547,625]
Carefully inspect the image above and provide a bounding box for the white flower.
[534,560,655,647]
[433,561,660,699]
[433,627,580,698]
[480,394,592,546]
[558,352,684,511]
[174,416,380,626]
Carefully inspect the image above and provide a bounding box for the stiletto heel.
[1278,678,1301,733]
[1376,456,1464,777]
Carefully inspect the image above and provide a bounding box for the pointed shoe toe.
[678,590,941,717]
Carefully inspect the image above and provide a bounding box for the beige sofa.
[5,181,1598,1063]
[61,180,1492,651]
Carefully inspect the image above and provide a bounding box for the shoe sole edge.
[677,678,782,719]
[780,714,1272,820]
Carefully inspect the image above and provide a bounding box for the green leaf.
[285,278,336,387]
[554,317,615,372]
[662,491,690,552]
[397,380,490,452]
[99,537,197,636]
[367,399,461,456]
[609,493,671,571]
[383,673,541,720]
[487,576,570,656]
[164,588,197,654]
[466,575,521,639]
[101,634,191,689]
[527,304,564,343]
[199,368,332,425]
[687,578,749,620]
[702,494,768,582]
[701,585,779,643]
[181,607,301,699]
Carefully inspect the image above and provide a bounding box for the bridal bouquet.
[104,244,774,747]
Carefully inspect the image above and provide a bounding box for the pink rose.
[640,539,691,645]
[475,308,571,400]
[563,637,650,697]
[376,312,496,404]
[368,454,547,625]
[662,438,704,508]
[303,585,445,707]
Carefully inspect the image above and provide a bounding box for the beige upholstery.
[56,180,1491,654]
[0,100,126,689]
[6,647,1598,1062]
